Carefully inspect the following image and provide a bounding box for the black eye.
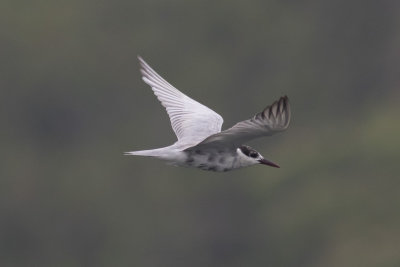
[250,152,258,158]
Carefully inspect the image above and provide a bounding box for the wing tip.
[138,56,153,73]
[280,95,290,128]
[260,95,291,129]
[137,55,148,68]
[277,95,289,106]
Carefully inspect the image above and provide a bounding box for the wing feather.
[137,56,224,146]
[193,96,290,148]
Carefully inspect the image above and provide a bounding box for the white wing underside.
[137,57,290,152]
[138,56,223,149]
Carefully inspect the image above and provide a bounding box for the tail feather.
[124,147,169,157]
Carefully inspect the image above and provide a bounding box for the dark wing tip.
[279,95,290,129]
[260,95,291,130]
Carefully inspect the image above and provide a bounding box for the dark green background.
[1,0,399,266]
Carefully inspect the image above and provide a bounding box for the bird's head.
[237,145,280,168]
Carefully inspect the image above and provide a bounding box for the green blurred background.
[1,0,400,266]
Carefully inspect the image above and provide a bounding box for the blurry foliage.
[1,0,400,266]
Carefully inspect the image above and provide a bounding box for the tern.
[125,57,291,172]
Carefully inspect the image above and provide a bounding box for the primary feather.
[194,96,290,149]
[138,56,223,147]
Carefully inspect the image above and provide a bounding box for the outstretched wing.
[193,96,290,149]
[138,56,224,146]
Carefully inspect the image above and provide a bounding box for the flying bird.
[125,57,291,172]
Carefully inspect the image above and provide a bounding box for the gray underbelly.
[183,151,236,172]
